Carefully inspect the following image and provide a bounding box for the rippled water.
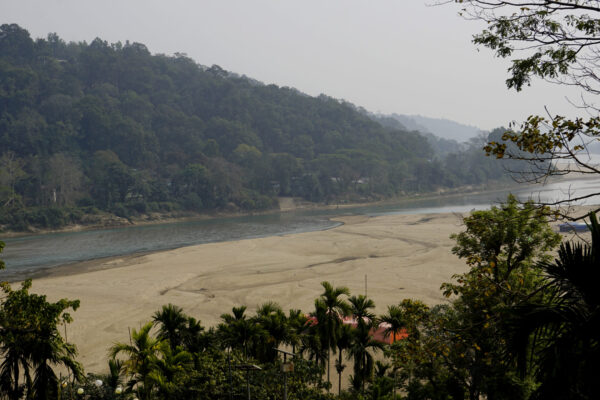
[2,177,599,279]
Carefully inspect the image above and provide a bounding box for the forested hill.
[389,114,483,143]
[0,24,512,231]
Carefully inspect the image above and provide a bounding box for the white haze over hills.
[389,114,486,143]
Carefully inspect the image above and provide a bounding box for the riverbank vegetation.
[0,24,523,232]
[1,197,597,399]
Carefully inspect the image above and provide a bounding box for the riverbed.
[2,177,600,279]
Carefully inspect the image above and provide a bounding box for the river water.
[2,178,600,280]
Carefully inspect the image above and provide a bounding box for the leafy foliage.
[451,1,600,211]
[503,212,600,399]
[0,24,513,231]
[0,279,81,400]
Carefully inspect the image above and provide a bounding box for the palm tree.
[505,212,600,399]
[335,323,353,396]
[153,304,188,351]
[317,281,350,392]
[181,316,206,355]
[148,342,193,400]
[100,357,125,395]
[0,326,32,400]
[348,322,384,395]
[286,309,308,354]
[109,322,162,400]
[253,302,289,363]
[378,305,406,342]
[28,332,82,400]
[378,304,407,399]
[0,279,82,400]
[302,301,328,372]
[348,295,376,328]
[218,306,264,359]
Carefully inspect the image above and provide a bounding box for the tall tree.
[379,304,406,342]
[252,302,289,363]
[0,278,82,400]
[0,152,25,207]
[450,1,600,213]
[316,281,350,393]
[217,306,264,359]
[439,195,561,399]
[109,322,162,400]
[147,342,193,400]
[153,304,188,351]
[348,321,384,395]
[335,323,353,396]
[504,212,600,399]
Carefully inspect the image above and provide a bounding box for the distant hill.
[0,24,517,231]
[388,114,484,143]
[368,114,465,159]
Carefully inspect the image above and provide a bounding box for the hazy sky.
[0,0,584,130]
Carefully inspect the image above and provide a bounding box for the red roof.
[305,315,408,344]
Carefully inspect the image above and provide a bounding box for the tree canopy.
[0,24,515,231]
[448,1,600,213]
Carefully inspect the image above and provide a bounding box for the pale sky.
[0,0,584,131]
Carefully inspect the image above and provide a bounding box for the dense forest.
[0,24,517,231]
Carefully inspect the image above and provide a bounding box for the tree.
[153,304,188,351]
[286,309,308,355]
[0,278,82,400]
[0,152,26,207]
[449,1,600,213]
[109,322,162,400]
[347,295,379,395]
[315,281,350,392]
[47,153,83,206]
[503,212,600,399]
[217,306,264,359]
[438,195,561,399]
[379,305,406,342]
[448,194,560,288]
[147,342,193,400]
[302,302,328,372]
[252,302,290,363]
[0,241,5,271]
[383,196,561,399]
[334,323,353,396]
[180,316,207,356]
[347,320,384,395]
[348,295,376,326]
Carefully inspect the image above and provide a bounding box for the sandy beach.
[26,212,472,372]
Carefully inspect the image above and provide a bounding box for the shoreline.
[4,176,597,284]
[0,179,526,240]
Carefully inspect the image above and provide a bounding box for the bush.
[31,207,65,229]
[147,202,159,212]
[67,207,84,222]
[127,200,147,214]
[111,203,130,218]
[158,202,179,212]
[237,190,277,211]
[182,193,203,211]
[77,197,95,207]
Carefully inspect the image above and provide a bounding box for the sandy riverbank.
[25,211,471,373]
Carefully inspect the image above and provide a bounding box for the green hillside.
[0,24,511,231]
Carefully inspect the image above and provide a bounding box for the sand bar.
[25,212,471,372]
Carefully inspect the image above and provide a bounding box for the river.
[2,177,600,280]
